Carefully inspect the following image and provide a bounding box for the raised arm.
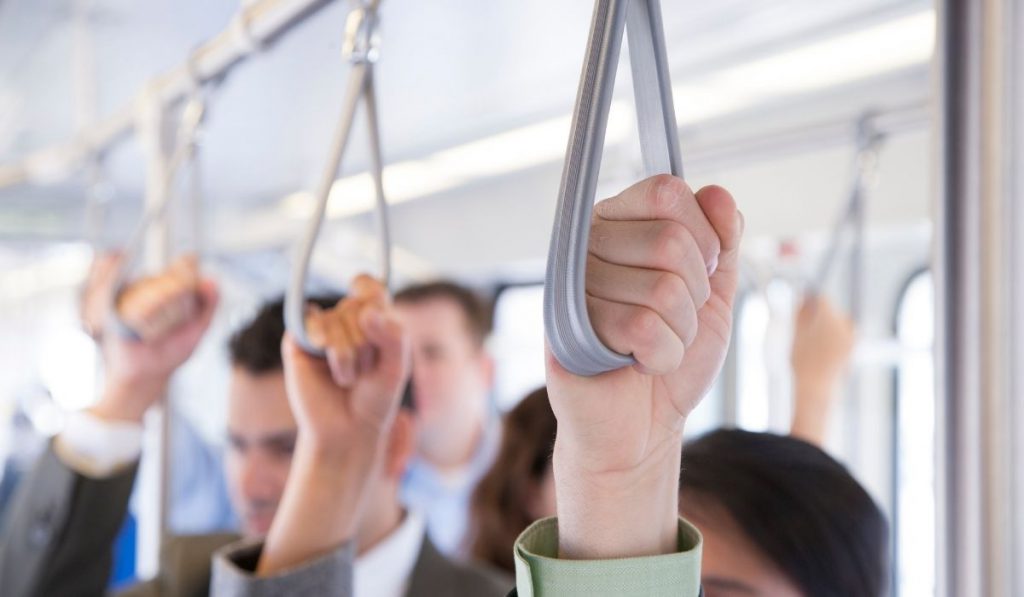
[516,175,743,596]
[0,253,217,597]
[789,295,856,446]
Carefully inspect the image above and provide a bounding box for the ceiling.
[0,0,934,285]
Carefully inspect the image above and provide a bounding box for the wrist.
[292,432,384,504]
[794,374,837,399]
[553,431,683,560]
[259,433,379,575]
[296,425,383,469]
[90,378,168,423]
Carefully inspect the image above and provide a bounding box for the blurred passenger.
[466,296,864,581]
[0,254,219,596]
[212,276,510,595]
[0,263,508,596]
[215,175,744,596]
[82,251,236,536]
[468,387,556,573]
[393,282,499,557]
[680,429,889,597]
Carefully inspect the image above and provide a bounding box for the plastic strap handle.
[284,59,391,357]
[544,0,683,376]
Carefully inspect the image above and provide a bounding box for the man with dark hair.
[0,264,508,596]
[215,175,746,597]
[393,281,500,556]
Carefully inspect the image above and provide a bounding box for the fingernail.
[707,254,719,277]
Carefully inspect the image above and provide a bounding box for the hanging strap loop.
[544,0,683,376]
[284,0,391,357]
[809,114,886,296]
[110,72,211,340]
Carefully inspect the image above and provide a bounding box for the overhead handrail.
[284,0,391,357]
[544,0,683,376]
[0,0,340,191]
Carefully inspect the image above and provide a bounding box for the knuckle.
[694,226,722,264]
[651,273,686,317]
[654,223,693,268]
[646,175,687,216]
[628,308,662,352]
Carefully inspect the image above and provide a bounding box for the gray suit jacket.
[211,532,511,597]
[0,443,137,597]
[0,442,238,597]
[0,443,511,597]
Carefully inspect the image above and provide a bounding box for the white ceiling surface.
[0,0,933,284]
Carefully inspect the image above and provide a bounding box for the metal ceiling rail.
[682,100,928,171]
[0,0,336,190]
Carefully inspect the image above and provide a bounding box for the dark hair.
[681,429,889,597]
[228,296,340,374]
[468,387,556,574]
[394,281,492,347]
[228,295,415,410]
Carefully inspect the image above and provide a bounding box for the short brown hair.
[229,295,340,374]
[394,281,492,347]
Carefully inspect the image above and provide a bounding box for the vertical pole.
[935,1,1017,595]
[134,90,173,579]
[1011,2,1024,591]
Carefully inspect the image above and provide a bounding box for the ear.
[384,410,416,479]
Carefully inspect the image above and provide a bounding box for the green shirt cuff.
[513,517,702,597]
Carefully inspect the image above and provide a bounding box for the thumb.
[281,333,333,400]
[695,185,743,307]
[358,307,410,392]
[179,278,219,338]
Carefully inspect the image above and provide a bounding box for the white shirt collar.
[354,510,426,597]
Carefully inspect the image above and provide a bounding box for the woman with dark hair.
[466,299,882,589]
[467,387,557,574]
[681,429,889,597]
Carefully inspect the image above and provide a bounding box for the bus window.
[894,270,935,597]
[491,284,546,412]
[736,280,798,434]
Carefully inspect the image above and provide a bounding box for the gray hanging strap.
[284,0,391,358]
[809,116,885,296]
[544,0,683,376]
[110,80,209,341]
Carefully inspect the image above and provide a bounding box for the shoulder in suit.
[407,537,512,597]
[114,532,240,597]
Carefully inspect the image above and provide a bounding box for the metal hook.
[343,1,381,64]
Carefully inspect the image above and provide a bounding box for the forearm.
[257,436,378,575]
[790,378,836,446]
[89,377,167,423]
[554,429,683,560]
